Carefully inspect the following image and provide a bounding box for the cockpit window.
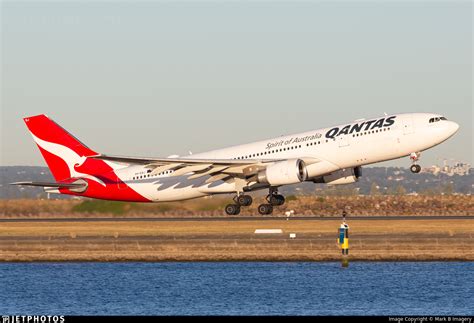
[429,117,447,123]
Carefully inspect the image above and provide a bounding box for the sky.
[1,1,472,168]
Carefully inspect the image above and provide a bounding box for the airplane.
[11,113,459,215]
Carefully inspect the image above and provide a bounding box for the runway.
[1,215,473,223]
[2,216,473,262]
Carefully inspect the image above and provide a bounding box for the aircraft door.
[117,177,126,190]
[338,135,350,148]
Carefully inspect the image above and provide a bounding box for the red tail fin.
[24,115,98,181]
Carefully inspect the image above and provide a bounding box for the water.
[1,262,472,316]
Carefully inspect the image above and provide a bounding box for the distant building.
[422,161,470,176]
[452,163,470,176]
[423,165,441,176]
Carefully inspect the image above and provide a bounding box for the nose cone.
[445,121,460,138]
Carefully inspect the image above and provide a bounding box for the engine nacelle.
[314,167,362,185]
[257,159,308,186]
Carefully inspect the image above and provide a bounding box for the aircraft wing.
[91,154,320,184]
[92,154,282,177]
[91,154,277,166]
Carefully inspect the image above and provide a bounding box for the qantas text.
[325,116,396,139]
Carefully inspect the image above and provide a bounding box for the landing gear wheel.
[258,204,273,215]
[410,164,421,174]
[236,195,253,207]
[225,204,241,216]
[269,194,285,206]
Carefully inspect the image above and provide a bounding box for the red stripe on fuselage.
[67,159,150,202]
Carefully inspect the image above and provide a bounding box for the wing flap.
[148,164,182,175]
[170,164,212,177]
[188,166,229,180]
[205,173,231,184]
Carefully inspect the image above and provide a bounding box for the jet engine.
[257,159,308,186]
[313,167,362,185]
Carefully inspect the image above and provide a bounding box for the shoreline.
[2,260,473,263]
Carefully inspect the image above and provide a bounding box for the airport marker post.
[338,222,349,256]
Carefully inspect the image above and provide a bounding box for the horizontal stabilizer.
[10,181,88,194]
[10,181,87,189]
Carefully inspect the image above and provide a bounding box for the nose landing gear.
[410,164,421,174]
[409,152,422,174]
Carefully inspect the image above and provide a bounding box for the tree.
[443,183,454,195]
[386,187,395,195]
[370,182,381,196]
[396,185,407,196]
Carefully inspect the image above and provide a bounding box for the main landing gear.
[224,188,287,216]
[258,188,286,216]
[225,194,253,215]
[409,152,422,174]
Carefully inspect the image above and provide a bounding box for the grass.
[71,200,135,214]
[1,219,473,237]
[1,195,473,217]
[1,218,473,262]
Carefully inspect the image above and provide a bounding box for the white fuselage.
[114,113,459,202]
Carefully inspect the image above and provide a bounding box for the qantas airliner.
[12,113,459,215]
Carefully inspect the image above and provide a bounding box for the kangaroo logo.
[31,132,106,186]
